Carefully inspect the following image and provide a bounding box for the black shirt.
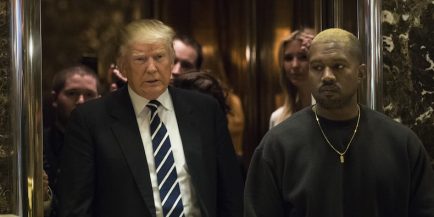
[245,106,434,217]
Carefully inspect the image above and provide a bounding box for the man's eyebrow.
[331,58,350,63]
[310,57,349,62]
[131,52,146,56]
[153,49,167,54]
[63,88,86,92]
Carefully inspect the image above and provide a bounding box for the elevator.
[2,0,433,215]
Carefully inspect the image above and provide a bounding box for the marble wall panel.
[0,0,12,213]
[383,0,434,161]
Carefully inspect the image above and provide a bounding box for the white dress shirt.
[128,86,201,217]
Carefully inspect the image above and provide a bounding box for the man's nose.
[76,94,85,104]
[147,59,158,73]
[172,62,181,75]
[322,67,336,82]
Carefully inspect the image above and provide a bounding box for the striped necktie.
[147,100,185,217]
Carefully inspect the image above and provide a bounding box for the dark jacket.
[58,86,244,217]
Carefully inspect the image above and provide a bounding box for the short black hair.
[52,64,101,93]
[174,35,203,70]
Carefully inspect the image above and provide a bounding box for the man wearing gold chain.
[244,28,434,217]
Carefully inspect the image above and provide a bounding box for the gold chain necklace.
[313,105,360,164]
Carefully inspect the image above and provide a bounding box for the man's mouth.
[146,79,159,83]
[319,85,339,92]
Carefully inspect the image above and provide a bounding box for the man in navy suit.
[57,19,243,217]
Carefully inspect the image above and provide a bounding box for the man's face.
[53,73,99,125]
[172,39,198,75]
[283,40,310,87]
[121,42,173,99]
[309,41,363,109]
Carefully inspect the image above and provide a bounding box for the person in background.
[173,35,245,157]
[172,35,203,75]
[269,28,316,128]
[172,71,229,114]
[244,28,434,216]
[224,89,244,157]
[172,70,247,177]
[173,34,245,157]
[57,19,243,217]
[43,64,101,217]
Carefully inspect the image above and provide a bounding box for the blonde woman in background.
[269,29,316,128]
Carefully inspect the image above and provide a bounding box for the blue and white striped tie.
[147,100,184,217]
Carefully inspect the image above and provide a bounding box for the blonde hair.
[116,19,176,61]
[311,28,362,63]
[276,30,312,124]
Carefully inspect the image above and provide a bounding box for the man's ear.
[51,90,58,108]
[357,64,366,83]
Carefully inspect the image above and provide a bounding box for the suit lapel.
[108,88,156,216]
[169,88,205,206]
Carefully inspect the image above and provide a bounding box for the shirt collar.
[128,86,173,117]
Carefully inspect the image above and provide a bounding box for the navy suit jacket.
[57,86,244,217]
